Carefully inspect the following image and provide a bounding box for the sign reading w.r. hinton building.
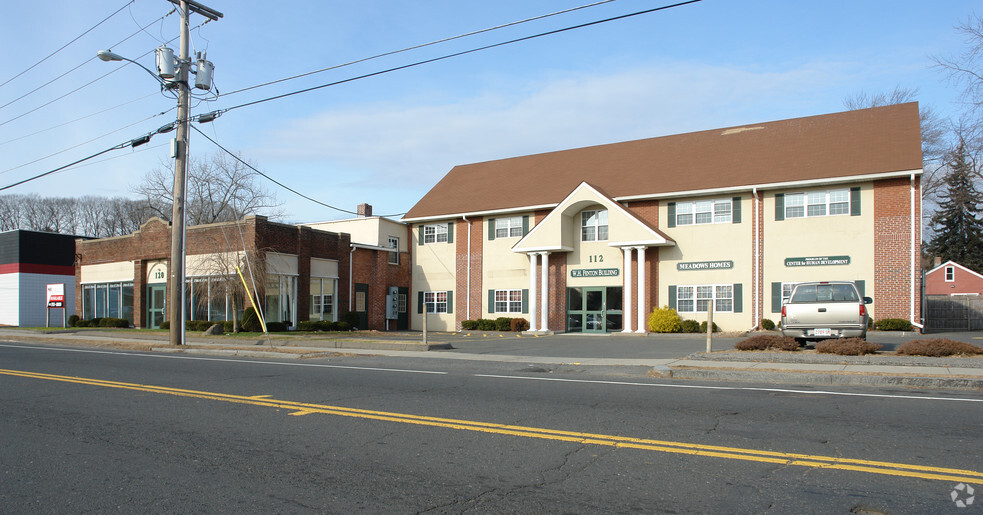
[571,268,620,278]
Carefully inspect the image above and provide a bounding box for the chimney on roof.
[934,257,942,266]
[357,203,373,217]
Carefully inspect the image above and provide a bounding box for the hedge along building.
[75,211,411,331]
[402,103,924,333]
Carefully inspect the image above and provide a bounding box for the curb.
[658,367,983,390]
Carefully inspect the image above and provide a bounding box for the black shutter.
[850,187,861,216]
[775,194,785,221]
[771,282,782,313]
[488,218,495,240]
[668,202,676,228]
[732,197,742,224]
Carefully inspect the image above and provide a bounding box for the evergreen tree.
[926,143,983,272]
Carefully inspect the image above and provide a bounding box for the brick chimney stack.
[357,203,373,217]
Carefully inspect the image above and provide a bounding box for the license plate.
[814,328,831,336]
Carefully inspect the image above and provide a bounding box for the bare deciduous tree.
[133,152,283,226]
[935,14,983,116]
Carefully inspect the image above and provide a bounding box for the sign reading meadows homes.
[677,260,733,271]
[571,268,620,278]
[785,255,851,267]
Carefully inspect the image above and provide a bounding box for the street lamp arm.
[96,50,169,87]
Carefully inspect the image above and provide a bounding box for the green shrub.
[680,319,701,333]
[68,314,80,327]
[160,321,169,330]
[815,338,882,355]
[700,321,720,333]
[874,318,913,331]
[510,318,530,332]
[223,320,235,332]
[75,319,92,328]
[461,320,479,330]
[97,317,130,328]
[240,307,262,332]
[341,311,360,328]
[734,335,800,351]
[336,321,352,332]
[647,306,682,333]
[494,317,512,331]
[897,339,983,357]
[476,318,496,331]
[317,320,339,332]
[297,320,319,332]
[761,318,776,331]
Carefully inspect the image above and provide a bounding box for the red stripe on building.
[0,263,76,276]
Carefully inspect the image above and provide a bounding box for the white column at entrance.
[539,252,549,332]
[636,246,646,333]
[528,252,538,331]
[622,247,633,333]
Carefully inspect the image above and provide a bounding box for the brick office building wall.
[351,245,411,331]
[453,218,483,330]
[873,177,921,322]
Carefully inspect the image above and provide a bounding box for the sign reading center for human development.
[571,268,620,278]
[677,260,734,271]
[785,255,851,267]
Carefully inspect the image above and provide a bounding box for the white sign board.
[46,283,65,308]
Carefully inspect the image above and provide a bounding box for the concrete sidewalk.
[2,328,982,390]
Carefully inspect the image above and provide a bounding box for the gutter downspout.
[349,244,355,314]
[463,215,471,320]
[910,173,924,330]
[752,187,759,331]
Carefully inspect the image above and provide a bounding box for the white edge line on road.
[0,342,448,375]
[473,374,983,403]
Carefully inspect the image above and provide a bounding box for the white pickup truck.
[780,281,872,343]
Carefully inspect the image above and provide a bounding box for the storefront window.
[81,281,134,324]
[309,277,337,321]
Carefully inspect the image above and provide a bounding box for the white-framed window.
[424,291,448,313]
[494,289,523,313]
[785,189,850,218]
[945,266,955,282]
[423,224,448,244]
[581,209,608,241]
[388,236,399,264]
[677,284,733,313]
[495,217,523,239]
[398,293,407,313]
[309,277,337,321]
[676,199,731,225]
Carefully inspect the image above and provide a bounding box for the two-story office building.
[403,103,923,333]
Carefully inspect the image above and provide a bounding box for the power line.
[0,0,134,89]
[190,124,405,218]
[220,1,702,115]
[222,0,618,98]
[0,141,131,192]
[0,9,175,111]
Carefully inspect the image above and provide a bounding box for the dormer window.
[581,209,608,241]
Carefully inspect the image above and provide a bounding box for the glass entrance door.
[567,287,623,333]
[147,284,166,329]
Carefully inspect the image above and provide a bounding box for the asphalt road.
[2,340,981,513]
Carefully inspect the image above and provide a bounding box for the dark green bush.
[97,317,130,328]
[75,319,92,328]
[815,338,882,355]
[897,339,983,357]
[510,318,529,332]
[341,311,360,328]
[297,321,318,331]
[761,318,776,331]
[461,320,479,330]
[874,318,913,331]
[700,321,720,333]
[317,320,340,331]
[240,307,262,332]
[494,317,512,331]
[734,335,800,351]
[68,314,80,327]
[160,321,169,330]
[476,319,496,331]
[680,319,701,333]
[336,321,351,331]
[223,320,235,332]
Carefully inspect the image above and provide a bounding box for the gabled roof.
[403,103,923,221]
[926,260,983,280]
[512,182,674,253]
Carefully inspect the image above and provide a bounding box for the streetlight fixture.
[96,1,221,346]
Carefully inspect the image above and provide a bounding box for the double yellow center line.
[3,367,981,484]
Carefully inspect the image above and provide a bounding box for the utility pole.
[167,0,222,346]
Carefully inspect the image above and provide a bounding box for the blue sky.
[0,0,978,223]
